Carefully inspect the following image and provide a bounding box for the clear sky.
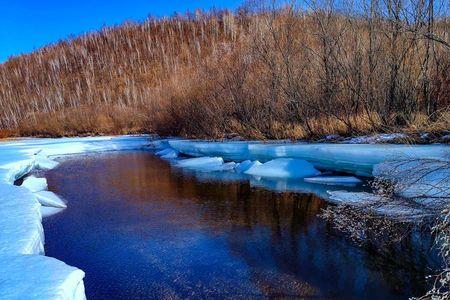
[0,0,243,63]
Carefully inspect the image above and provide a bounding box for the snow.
[373,159,450,199]
[0,255,86,300]
[0,135,150,300]
[304,176,362,186]
[0,134,447,298]
[327,191,428,220]
[35,191,67,208]
[35,155,60,170]
[41,206,66,218]
[244,158,321,179]
[21,176,48,193]
[344,133,407,144]
[0,183,44,255]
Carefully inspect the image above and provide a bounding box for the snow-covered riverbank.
[0,136,150,300]
[0,135,448,299]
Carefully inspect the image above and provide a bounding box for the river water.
[42,151,437,299]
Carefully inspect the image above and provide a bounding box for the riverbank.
[0,136,150,300]
[0,135,448,299]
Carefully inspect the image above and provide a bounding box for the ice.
[327,191,428,220]
[35,155,60,170]
[169,140,449,177]
[0,183,44,255]
[35,191,67,208]
[168,140,253,161]
[245,158,321,179]
[0,255,85,300]
[41,206,66,218]
[235,160,261,173]
[328,190,383,206]
[0,135,150,299]
[304,176,362,186]
[21,176,48,193]
[249,177,357,199]
[156,148,179,159]
[373,159,450,198]
[175,157,236,172]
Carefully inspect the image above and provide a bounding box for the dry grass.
[0,3,449,139]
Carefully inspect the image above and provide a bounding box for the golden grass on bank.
[0,3,449,139]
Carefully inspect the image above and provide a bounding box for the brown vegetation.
[0,1,449,139]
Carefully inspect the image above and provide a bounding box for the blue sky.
[0,0,243,62]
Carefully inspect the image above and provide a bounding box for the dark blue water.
[43,151,436,299]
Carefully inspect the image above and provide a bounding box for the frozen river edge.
[0,136,448,299]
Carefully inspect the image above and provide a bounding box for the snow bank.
[0,135,150,300]
[304,176,362,186]
[244,158,321,179]
[0,255,85,300]
[0,183,44,255]
[22,176,48,193]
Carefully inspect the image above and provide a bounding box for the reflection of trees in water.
[176,174,438,297]
[52,153,440,298]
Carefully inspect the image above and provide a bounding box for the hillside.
[0,4,449,139]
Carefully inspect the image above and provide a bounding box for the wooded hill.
[0,1,449,139]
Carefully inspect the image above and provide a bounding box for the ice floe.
[35,191,67,208]
[41,206,67,218]
[244,158,321,179]
[175,157,236,172]
[235,160,261,173]
[155,148,179,159]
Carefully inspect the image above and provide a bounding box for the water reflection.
[43,151,437,299]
